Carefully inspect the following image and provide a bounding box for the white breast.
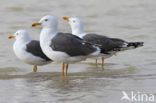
[40,30,87,63]
[13,41,49,66]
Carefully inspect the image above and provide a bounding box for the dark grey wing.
[50,32,98,56]
[83,34,126,53]
[26,40,51,61]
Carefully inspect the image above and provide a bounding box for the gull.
[8,30,52,72]
[32,15,100,76]
[63,17,144,68]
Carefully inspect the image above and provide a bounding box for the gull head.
[32,15,58,29]
[8,30,30,41]
[63,17,84,35]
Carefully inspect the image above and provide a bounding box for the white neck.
[72,25,84,34]
[40,28,57,49]
[39,27,58,61]
[71,23,86,38]
[40,28,57,39]
[13,37,31,58]
[16,37,31,45]
[72,28,86,38]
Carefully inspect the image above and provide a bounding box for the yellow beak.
[32,22,41,27]
[62,17,70,22]
[8,35,15,39]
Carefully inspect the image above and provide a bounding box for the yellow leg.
[33,65,37,72]
[65,64,69,76]
[62,63,65,76]
[102,57,104,68]
[95,59,98,66]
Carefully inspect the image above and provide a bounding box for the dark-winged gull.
[8,30,52,72]
[63,17,144,67]
[32,15,100,76]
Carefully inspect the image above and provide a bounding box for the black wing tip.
[128,42,144,48]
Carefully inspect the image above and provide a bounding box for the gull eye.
[45,19,48,22]
[73,20,76,23]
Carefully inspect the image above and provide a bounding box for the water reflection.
[0,64,156,103]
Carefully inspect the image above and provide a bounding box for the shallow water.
[0,0,156,103]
